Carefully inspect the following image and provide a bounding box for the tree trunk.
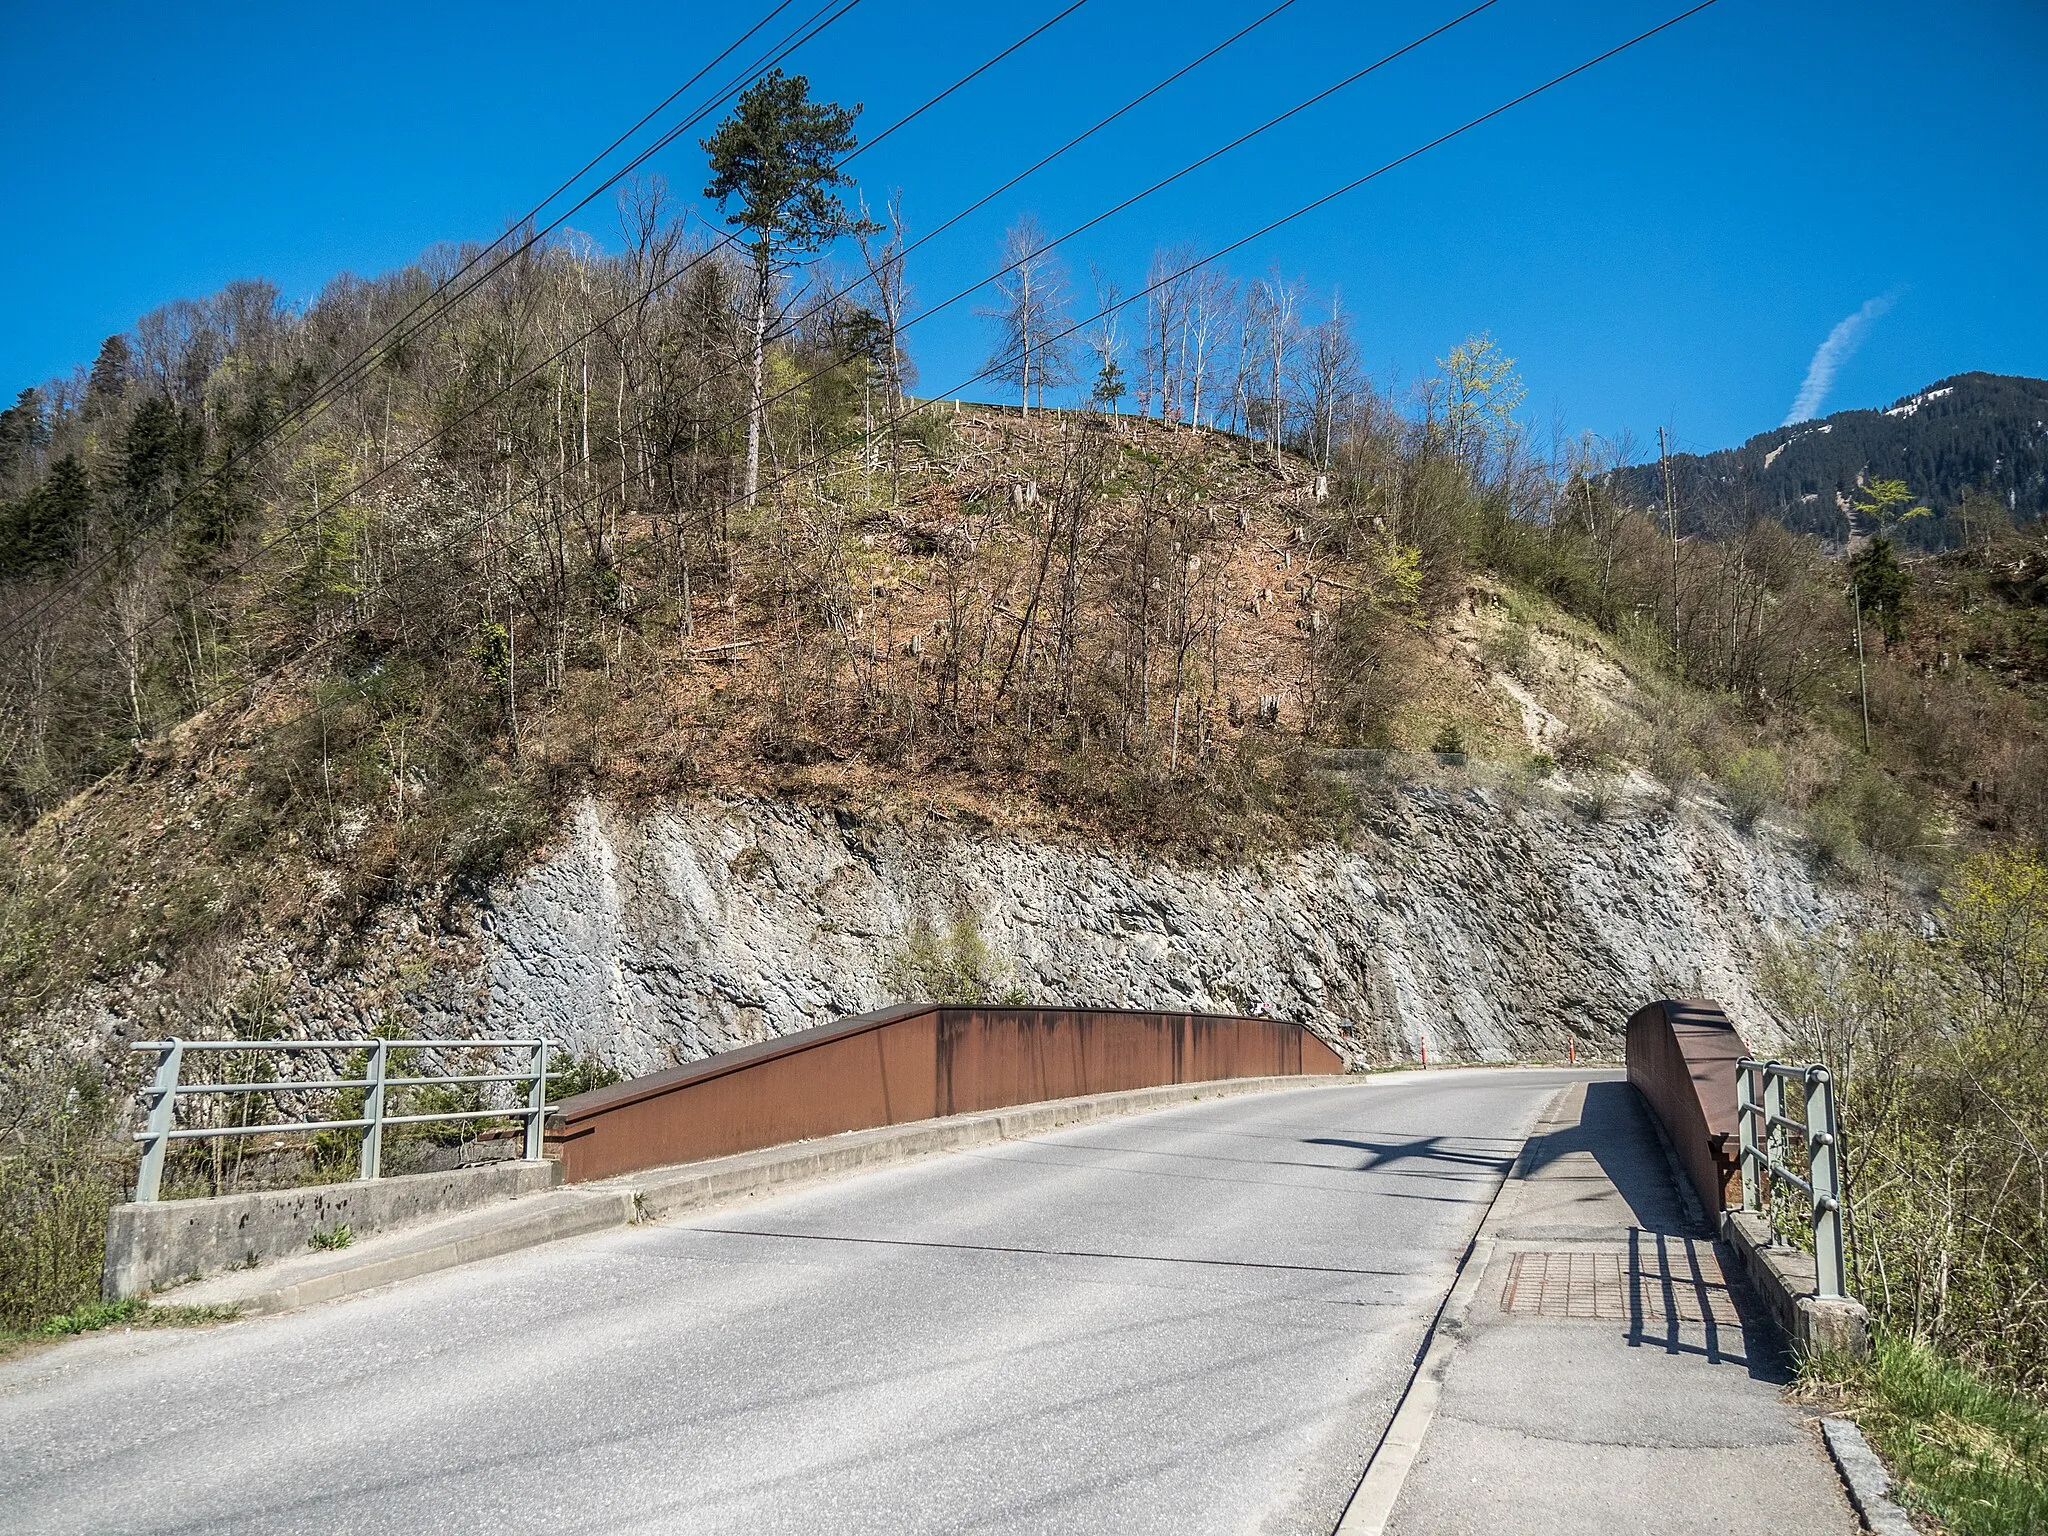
[745,245,770,509]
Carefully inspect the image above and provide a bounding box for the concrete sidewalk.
[1381,1078,1860,1536]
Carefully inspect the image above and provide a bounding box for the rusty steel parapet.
[1625,998,1747,1215]
[545,1005,1347,1183]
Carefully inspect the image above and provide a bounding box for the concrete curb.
[166,1074,1355,1318]
[1332,1081,1577,1535]
[1722,1209,1870,1357]
[1821,1417,1919,1536]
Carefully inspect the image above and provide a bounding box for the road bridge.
[0,1064,1860,1534]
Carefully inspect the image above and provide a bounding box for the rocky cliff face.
[481,773,1857,1075]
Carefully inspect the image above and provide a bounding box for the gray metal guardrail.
[1736,1057,1847,1300]
[132,1038,558,1201]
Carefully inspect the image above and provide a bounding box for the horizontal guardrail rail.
[131,1037,558,1202]
[1736,1058,1847,1301]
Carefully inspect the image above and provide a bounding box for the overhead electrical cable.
[127,0,1520,710]
[746,0,1504,436]
[386,0,1507,524]
[0,0,1097,673]
[0,0,863,646]
[655,0,1734,566]
[164,0,1725,750]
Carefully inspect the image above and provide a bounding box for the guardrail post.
[359,1040,388,1182]
[1761,1064,1787,1226]
[525,1039,549,1161]
[1807,1066,1846,1300]
[135,1041,185,1203]
[1736,1062,1759,1211]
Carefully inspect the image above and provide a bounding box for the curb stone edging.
[1821,1417,1919,1535]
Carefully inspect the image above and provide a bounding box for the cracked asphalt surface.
[0,1071,1584,1535]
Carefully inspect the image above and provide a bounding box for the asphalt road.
[0,1069,1592,1536]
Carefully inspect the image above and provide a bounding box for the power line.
[747,0,1506,438]
[163,0,1727,756]
[0,0,864,647]
[674,0,1733,562]
[0,0,1098,695]
[106,0,1517,720]
[415,0,1508,529]
[753,0,1308,354]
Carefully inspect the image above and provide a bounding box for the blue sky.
[2,0,2043,457]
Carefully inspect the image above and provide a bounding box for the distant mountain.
[1609,372,2048,548]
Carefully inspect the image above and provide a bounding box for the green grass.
[0,1296,242,1355]
[1804,1332,2048,1536]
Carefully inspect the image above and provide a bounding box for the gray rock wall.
[482,779,1854,1075]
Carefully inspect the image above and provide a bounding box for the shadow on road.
[1519,1079,1697,1236]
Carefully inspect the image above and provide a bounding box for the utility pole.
[1659,426,1682,674]
[1851,579,1872,753]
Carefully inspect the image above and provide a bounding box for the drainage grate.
[1500,1244,1745,1325]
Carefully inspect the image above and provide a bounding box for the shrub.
[1479,621,1535,683]
[0,1040,126,1332]
[1578,773,1618,822]
[547,1054,622,1102]
[1720,747,1785,829]
[1850,767,1934,863]
[889,903,1026,1006]
[1553,706,1627,772]
[1804,799,1869,879]
[1764,850,2048,1401]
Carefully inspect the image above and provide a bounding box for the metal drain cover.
[1500,1245,1745,1324]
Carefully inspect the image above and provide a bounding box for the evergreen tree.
[0,454,91,577]
[83,335,132,421]
[702,70,868,509]
[1849,536,1911,645]
[0,387,48,489]
[115,394,197,534]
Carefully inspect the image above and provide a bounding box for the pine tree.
[84,336,132,421]
[0,454,91,576]
[1849,537,1911,645]
[0,388,48,489]
[701,70,868,510]
[115,394,197,534]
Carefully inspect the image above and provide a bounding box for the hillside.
[4,260,2046,1409]
[0,230,2045,1063]
[1607,371,2048,547]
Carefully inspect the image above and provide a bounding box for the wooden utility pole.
[1659,426,1682,673]
[1851,578,1872,753]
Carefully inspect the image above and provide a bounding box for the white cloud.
[1783,294,1895,426]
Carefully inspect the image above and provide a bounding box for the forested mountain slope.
[1607,371,2048,547]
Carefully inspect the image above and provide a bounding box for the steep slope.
[482,780,1857,1071]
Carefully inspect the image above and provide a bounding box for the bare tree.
[1182,268,1234,432]
[979,215,1072,417]
[1299,291,1360,471]
[1085,265,1127,416]
[1252,267,1302,465]
[855,189,914,415]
